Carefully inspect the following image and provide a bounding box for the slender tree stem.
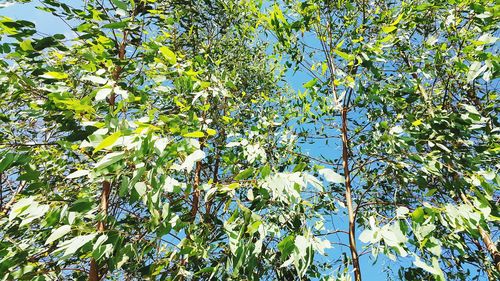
[341,107,362,281]
[191,142,204,221]
[89,25,127,280]
[191,160,202,219]
[89,180,110,281]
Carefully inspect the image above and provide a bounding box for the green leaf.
[102,21,128,29]
[183,131,204,138]
[278,235,295,258]
[159,46,176,64]
[303,78,317,88]
[381,26,397,33]
[45,225,71,244]
[412,207,425,223]
[206,128,217,136]
[246,220,262,234]
[0,152,16,172]
[196,267,217,275]
[292,162,307,172]
[111,0,128,10]
[390,14,403,26]
[68,198,94,213]
[40,71,69,79]
[334,49,355,61]
[19,39,34,51]
[93,131,121,153]
[234,167,254,180]
[260,164,271,178]
[412,119,423,126]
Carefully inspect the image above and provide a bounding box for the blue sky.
[1,1,70,34]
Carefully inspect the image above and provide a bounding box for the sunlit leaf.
[318,168,345,184]
[93,131,122,153]
[45,225,71,244]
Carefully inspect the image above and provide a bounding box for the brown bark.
[88,259,99,281]
[205,149,220,215]
[89,180,111,281]
[190,160,202,219]
[341,108,362,281]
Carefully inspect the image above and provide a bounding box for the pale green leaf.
[171,150,205,173]
[9,197,35,221]
[134,182,147,197]
[359,229,374,243]
[295,235,309,257]
[57,234,96,260]
[396,206,409,217]
[82,75,107,85]
[66,170,90,179]
[154,137,170,153]
[94,151,125,170]
[413,256,442,276]
[318,168,345,183]
[467,61,487,83]
[45,225,71,244]
[183,131,205,138]
[95,88,112,101]
[93,234,108,250]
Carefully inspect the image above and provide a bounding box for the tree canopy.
[0,0,498,280]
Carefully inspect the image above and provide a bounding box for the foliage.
[0,0,499,280]
[0,0,330,280]
[267,0,499,280]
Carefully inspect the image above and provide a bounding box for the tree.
[1,0,498,280]
[267,0,498,280]
[0,1,330,280]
